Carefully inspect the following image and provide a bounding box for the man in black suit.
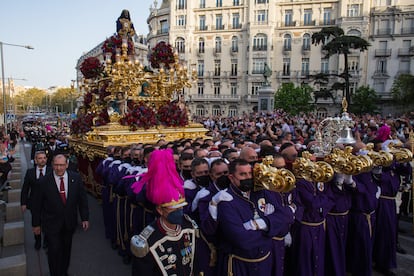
[21,151,51,250]
[32,154,89,276]
[45,135,58,166]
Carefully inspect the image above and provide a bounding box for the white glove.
[284,232,292,247]
[336,173,345,184]
[243,218,268,231]
[287,194,292,205]
[191,188,210,212]
[209,204,218,221]
[376,187,381,199]
[211,189,233,205]
[243,220,256,231]
[343,174,353,185]
[264,203,275,216]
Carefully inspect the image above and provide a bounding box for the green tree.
[391,74,414,112]
[274,83,314,115]
[312,27,370,105]
[13,87,46,112]
[51,87,77,113]
[349,86,379,115]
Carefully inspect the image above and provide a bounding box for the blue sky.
[0,0,154,89]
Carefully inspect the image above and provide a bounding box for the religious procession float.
[69,10,207,196]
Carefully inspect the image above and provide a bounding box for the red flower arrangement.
[80,57,104,79]
[157,101,188,127]
[149,42,175,69]
[102,34,135,61]
[95,109,110,126]
[71,113,95,135]
[120,102,157,130]
[83,92,93,108]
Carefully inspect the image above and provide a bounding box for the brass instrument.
[292,151,334,183]
[253,156,296,193]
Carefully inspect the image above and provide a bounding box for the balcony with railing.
[197,26,208,31]
[230,24,242,29]
[401,27,414,35]
[252,69,264,75]
[197,48,205,56]
[376,28,392,35]
[245,94,258,103]
[281,21,296,27]
[374,49,392,57]
[157,29,170,35]
[303,20,316,26]
[214,47,222,55]
[397,48,414,56]
[302,45,311,54]
[283,45,292,55]
[373,70,390,78]
[253,45,267,51]
[230,47,238,55]
[321,19,336,26]
[191,94,241,102]
[213,25,225,31]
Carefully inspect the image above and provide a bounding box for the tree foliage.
[391,74,414,107]
[51,87,77,113]
[349,86,379,115]
[312,27,370,105]
[274,83,314,115]
[13,87,47,112]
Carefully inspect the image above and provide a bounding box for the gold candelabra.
[103,38,197,109]
[312,97,356,157]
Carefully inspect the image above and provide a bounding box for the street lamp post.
[0,41,34,135]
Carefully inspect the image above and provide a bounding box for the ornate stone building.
[146,0,413,117]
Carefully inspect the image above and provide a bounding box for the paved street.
[16,141,414,276]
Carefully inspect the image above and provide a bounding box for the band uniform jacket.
[21,166,52,210]
[131,215,198,276]
[31,171,89,233]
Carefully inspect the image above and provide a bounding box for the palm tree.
[312,27,370,105]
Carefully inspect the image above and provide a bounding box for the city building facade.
[145,0,413,117]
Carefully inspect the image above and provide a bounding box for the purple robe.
[291,179,333,276]
[268,191,294,276]
[373,165,400,271]
[345,172,378,276]
[96,157,113,240]
[325,180,352,276]
[216,185,292,276]
[195,183,221,276]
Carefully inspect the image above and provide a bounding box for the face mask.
[196,175,210,187]
[216,175,230,190]
[49,142,55,146]
[123,157,132,164]
[108,154,114,158]
[239,178,254,192]
[132,158,140,165]
[249,161,258,168]
[181,169,192,180]
[166,208,184,225]
[372,166,382,175]
[114,156,121,160]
